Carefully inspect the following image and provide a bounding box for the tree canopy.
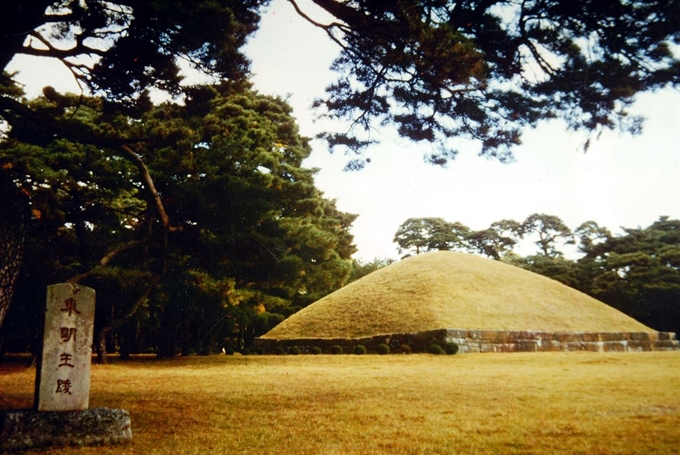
[0,83,357,358]
[1,0,263,103]
[301,0,680,168]
[393,217,470,256]
[1,1,677,162]
[0,0,272,332]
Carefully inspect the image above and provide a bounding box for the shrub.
[354,345,367,355]
[310,346,323,355]
[400,344,411,354]
[445,342,459,355]
[288,346,302,355]
[377,343,390,355]
[273,347,286,356]
[330,345,344,355]
[241,348,252,356]
[428,344,443,355]
[224,348,235,356]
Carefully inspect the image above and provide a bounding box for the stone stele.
[36,283,96,412]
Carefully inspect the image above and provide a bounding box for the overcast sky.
[7,0,680,261]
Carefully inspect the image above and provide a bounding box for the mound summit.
[260,252,679,353]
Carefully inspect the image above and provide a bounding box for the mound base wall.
[445,329,679,353]
[255,330,679,354]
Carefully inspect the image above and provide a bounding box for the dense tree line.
[0,1,677,357]
[0,84,356,359]
[394,215,680,336]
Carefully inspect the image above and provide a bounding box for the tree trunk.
[0,170,29,331]
[181,318,192,356]
[97,327,109,365]
[157,325,178,359]
[94,279,158,364]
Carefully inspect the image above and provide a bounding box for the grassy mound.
[263,251,652,339]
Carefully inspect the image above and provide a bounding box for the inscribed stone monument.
[1,284,132,451]
[36,283,96,411]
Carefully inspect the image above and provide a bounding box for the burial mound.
[260,251,678,353]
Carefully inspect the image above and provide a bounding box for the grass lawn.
[1,352,679,454]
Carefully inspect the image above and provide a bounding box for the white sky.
[6,0,680,261]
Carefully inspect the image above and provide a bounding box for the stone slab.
[654,340,680,350]
[37,284,96,411]
[0,408,131,451]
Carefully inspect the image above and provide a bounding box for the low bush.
[224,348,235,356]
[377,344,390,355]
[400,344,411,354]
[273,347,286,356]
[288,346,302,355]
[428,344,443,355]
[445,342,459,355]
[310,346,323,355]
[354,345,367,355]
[330,345,344,355]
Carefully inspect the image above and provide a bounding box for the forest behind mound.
[1,211,678,358]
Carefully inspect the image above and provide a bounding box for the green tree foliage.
[347,257,395,284]
[393,217,470,256]
[515,255,583,290]
[586,217,680,334]
[575,221,614,259]
[466,219,523,260]
[302,0,680,168]
[0,0,264,105]
[521,213,574,258]
[2,0,677,165]
[393,218,431,256]
[0,83,356,358]
[0,0,268,331]
[394,216,523,260]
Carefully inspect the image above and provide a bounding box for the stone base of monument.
[0,408,131,451]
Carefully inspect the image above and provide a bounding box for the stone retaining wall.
[446,329,680,353]
[255,329,679,354]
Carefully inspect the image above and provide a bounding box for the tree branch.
[0,94,176,272]
[23,30,106,60]
[288,0,349,50]
[119,145,171,231]
[66,240,145,284]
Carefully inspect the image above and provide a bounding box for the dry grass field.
[1,351,679,454]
